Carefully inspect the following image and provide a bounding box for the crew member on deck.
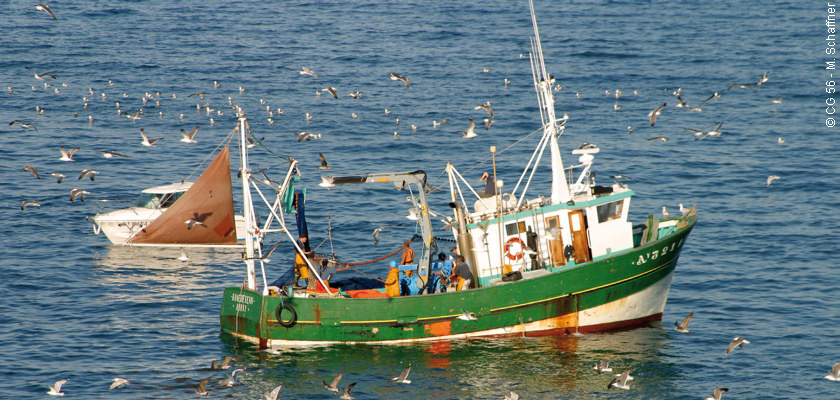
[478,172,496,197]
[450,255,475,291]
[385,260,401,297]
[294,234,312,287]
[399,241,415,265]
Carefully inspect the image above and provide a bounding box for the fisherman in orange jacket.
[385,260,401,297]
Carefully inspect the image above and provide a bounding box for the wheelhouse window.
[596,200,624,223]
[505,221,526,235]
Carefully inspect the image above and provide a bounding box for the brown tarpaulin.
[131,146,237,245]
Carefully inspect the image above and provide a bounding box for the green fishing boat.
[219,0,696,346]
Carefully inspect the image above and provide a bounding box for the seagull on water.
[264,384,283,400]
[608,369,632,390]
[140,128,163,147]
[475,101,494,117]
[457,118,478,139]
[824,362,840,381]
[504,391,520,400]
[766,175,780,187]
[318,152,331,170]
[390,72,410,88]
[24,165,40,179]
[323,372,344,392]
[59,146,80,162]
[78,169,98,181]
[674,311,694,333]
[705,387,729,400]
[21,200,41,211]
[647,136,668,142]
[648,102,666,126]
[593,360,612,374]
[300,66,318,78]
[180,126,200,143]
[47,379,68,395]
[725,337,750,355]
[109,378,129,390]
[196,376,211,396]
[391,364,412,384]
[177,248,191,262]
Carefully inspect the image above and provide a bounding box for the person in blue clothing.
[430,253,453,293]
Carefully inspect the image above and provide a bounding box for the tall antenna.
[528,0,571,203]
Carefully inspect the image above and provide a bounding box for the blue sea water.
[1,0,837,398]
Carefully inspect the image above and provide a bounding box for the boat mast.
[238,117,257,290]
[529,0,571,204]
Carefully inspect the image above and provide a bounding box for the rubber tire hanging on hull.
[276,302,297,327]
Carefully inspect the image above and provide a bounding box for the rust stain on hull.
[424,320,452,336]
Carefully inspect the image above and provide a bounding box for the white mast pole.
[529,0,571,204]
[238,117,257,290]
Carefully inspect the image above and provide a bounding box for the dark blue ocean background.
[1,0,837,398]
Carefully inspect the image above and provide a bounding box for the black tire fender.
[276,302,297,327]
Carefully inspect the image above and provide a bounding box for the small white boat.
[89,147,247,247]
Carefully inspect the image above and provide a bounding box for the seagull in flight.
[766,175,780,187]
[457,309,477,321]
[264,384,283,400]
[300,66,318,78]
[23,165,40,179]
[297,132,322,142]
[109,378,129,390]
[35,4,57,19]
[705,387,729,400]
[323,372,344,392]
[220,368,245,387]
[391,364,412,384]
[648,102,666,126]
[177,247,191,262]
[340,382,357,400]
[97,150,128,158]
[727,83,755,92]
[140,128,163,147]
[21,200,41,211]
[372,224,399,244]
[211,356,238,370]
[59,146,80,161]
[78,169,98,181]
[725,337,750,355]
[674,311,694,333]
[180,126,200,143]
[318,152,331,170]
[390,72,410,88]
[322,87,338,99]
[46,379,68,395]
[186,212,213,229]
[50,172,66,183]
[757,71,770,88]
[457,118,478,139]
[70,188,89,202]
[9,120,38,131]
[475,101,494,117]
[195,376,211,396]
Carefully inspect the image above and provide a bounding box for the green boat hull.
[221,216,695,346]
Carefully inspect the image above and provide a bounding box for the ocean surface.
[1,0,836,398]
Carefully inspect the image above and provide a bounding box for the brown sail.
[131,146,237,245]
